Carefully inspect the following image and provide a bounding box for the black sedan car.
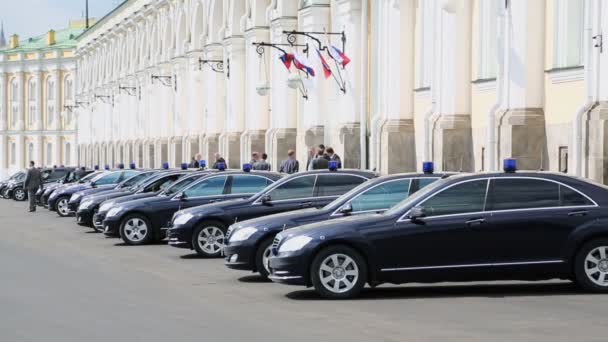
[268,169,608,299]
[103,171,282,246]
[168,169,375,257]
[49,170,140,216]
[224,173,447,278]
[92,171,211,232]
[75,170,181,227]
[0,171,26,198]
[4,167,71,201]
[36,169,95,205]
[41,171,101,208]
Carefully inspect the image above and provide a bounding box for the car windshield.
[123,172,156,190]
[323,179,382,210]
[10,171,24,180]
[160,174,202,196]
[383,177,451,216]
[79,172,100,183]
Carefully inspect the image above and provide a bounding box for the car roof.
[284,169,377,178]
[361,172,453,185]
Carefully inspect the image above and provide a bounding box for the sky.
[0,0,122,39]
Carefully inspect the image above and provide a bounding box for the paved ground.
[0,199,607,342]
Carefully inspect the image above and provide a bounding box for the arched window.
[28,78,37,127]
[10,78,19,128]
[46,77,55,127]
[63,76,74,126]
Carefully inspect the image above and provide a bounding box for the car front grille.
[225,226,235,241]
[271,236,281,256]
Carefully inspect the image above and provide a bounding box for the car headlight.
[99,201,115,213]
[79,200,93,210]
[173,213,194,226]
[229,227,258,242]
[106,206,124,218]
[278,236,313,253]
[70,193,82,202]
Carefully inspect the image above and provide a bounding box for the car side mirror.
[175,192,187,201]
[90,181,97,188]
[408,206,427,220]
[338,203,353,215]
[261,194,272,205]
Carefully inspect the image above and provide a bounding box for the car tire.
[310,245,367,299]
[56,196,71,217]
[574,238,608,292]
[192,220,227,257]
[13,188,26,201]
[119,214,153,246]
[255,236,274,280]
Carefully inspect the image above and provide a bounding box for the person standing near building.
[279,149,299,174]
[254,153,271,171]
[308,144,327,170]
[212,153,226,169]
[188,156,199,168]
[326,147,342,168]
[23,161,42,212]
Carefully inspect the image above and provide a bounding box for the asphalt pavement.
[0,199,607,342]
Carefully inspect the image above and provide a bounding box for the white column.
[34,71,42,130]
[54,69,61,130]
[16,71,24,131]
[0,73,6,131]
[34,135,43,167]
[53,135,61,166]
[0,135,6,178]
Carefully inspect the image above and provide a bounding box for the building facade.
[0,22,84,178]
[75,0,608,183]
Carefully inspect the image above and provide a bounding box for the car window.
[408,178,438,195]
[268,175,316,201]
[162,175,203,196]
[486,179,559,211]
[349,179,411,212]
[560,185,593,206]
[49,170,67,180]
[41,170,52,180]
[121,170,140,180]
[422,180,488,217]
[315,175,367,197]
[230,175,271,194]
[183,176,227,197]
[147,175,181,192]
[94,172,122,185]
[123,173,151,187]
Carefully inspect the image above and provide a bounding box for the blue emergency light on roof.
[118,163,125,169]
[94,165,99,170]
[243,163,252,172]
[181,163,188,170]
[422,161,434,174]
[217,162,226,171]
[162,162,169,170]
[199,160,206,168]
[328,161,339,171]
[104,164,110,170]
[129,162,136,169]
[503,158,517,173]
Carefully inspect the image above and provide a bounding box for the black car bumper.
[76,209,95,226]
[102,217,121,236]
[268,254,309,286]
[166,227,193,249]
[223,244,256,271]
[67,201,80,215]
[93,212,106,230]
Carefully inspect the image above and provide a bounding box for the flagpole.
[85,0,89,29]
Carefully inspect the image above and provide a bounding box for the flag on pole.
[279,53,294,70]
[329,45,351,67]
[293,53,315,77]
[317,49,332,79]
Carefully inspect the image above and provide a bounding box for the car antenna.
[539,150,544,171]
[459,156,464,172]
[234,217,238,224]
[282,224,287,232]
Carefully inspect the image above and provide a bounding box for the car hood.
[84,189,134,204]
[232,208,323,231]
[119,195,172,210]
[278,214,385,240]
[75,186,115,198]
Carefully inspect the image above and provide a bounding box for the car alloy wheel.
[14,188,26,201]
[584,246,608,287]
[255,237,274,279]
[121,217,150,245]
[197,226,226,256]
[57,197,70,217]
[311,245,367,299]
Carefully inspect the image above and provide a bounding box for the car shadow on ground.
[113,241,168,247]
[180,253,205,259]
[238,275,272,283]
[285,282,597,301]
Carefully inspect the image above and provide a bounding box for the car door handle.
[465,218,486,226]
[300,202,313,207]
[568,210,588,217]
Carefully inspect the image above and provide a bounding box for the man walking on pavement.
[279,149,299,174]
[24,161,42,212]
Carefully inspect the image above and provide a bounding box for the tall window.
[65,142,72,166]
[415,0,434,88]
[477,0,499,79]
[10,78,18,128]
[28,78,37,127]
[553,0,584,68]
[63,76,74,126]
[46,77,55,127]
[46,142,53,166]
[10,142,16,165]
[27,143,34,163]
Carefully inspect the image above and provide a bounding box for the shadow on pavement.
[285,282,595,301]
[238,275,272,283]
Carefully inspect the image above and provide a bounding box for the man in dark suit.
[24,161,43,212]
[279,149,299,174]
